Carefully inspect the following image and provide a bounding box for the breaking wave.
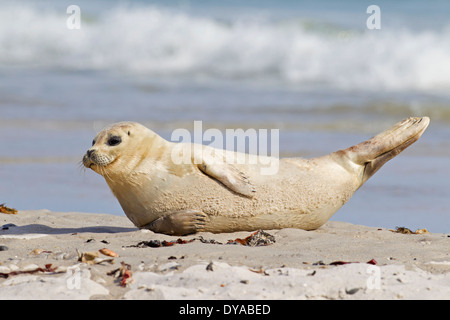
[1,3,450,92]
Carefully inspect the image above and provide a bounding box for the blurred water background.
[1,0,449,232]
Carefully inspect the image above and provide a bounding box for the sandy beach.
[1,0,449,306]
[0,209,448,300]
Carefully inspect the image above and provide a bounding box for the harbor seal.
[83,117,429,235]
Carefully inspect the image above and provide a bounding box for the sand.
[0,210,448,300]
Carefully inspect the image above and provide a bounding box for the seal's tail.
[338,117,430,185]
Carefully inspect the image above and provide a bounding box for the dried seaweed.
[0,204,17,214]
[227,230,275,246]
[130,238,196,248]
[314,259,378,266]
[391,227,429,234]
[107,261,132,287]
[77,249,114,265]
[127,230,276,248]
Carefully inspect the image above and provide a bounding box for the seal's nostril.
[87,149,94,157]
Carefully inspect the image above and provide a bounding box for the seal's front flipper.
[141,209,207,235]
[198,161,256,198]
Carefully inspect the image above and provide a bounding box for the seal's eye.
[107,136,122,146]
[92,140,96,146]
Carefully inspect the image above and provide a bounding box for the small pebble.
[0,245,8,251]
[206,262,214,271]
[346,287,360,295]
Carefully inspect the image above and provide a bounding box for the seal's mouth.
[83,151,117,174]
[83,152,106,170]
[82,154,92,169]
[83,155,104,176]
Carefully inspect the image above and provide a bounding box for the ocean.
[1,0,449,232]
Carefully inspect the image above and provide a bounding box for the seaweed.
[0,204,17,214]
[126,230,276,248]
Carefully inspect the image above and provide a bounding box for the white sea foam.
[1,4,450,92]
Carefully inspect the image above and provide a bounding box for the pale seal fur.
[83,117,430,235]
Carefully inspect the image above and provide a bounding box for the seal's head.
[83,122,158,177]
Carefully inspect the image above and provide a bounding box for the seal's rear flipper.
[335,117,430,185]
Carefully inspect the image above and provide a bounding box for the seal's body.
[83,117,429,235]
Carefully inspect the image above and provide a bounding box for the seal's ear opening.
[128,131,131,136]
